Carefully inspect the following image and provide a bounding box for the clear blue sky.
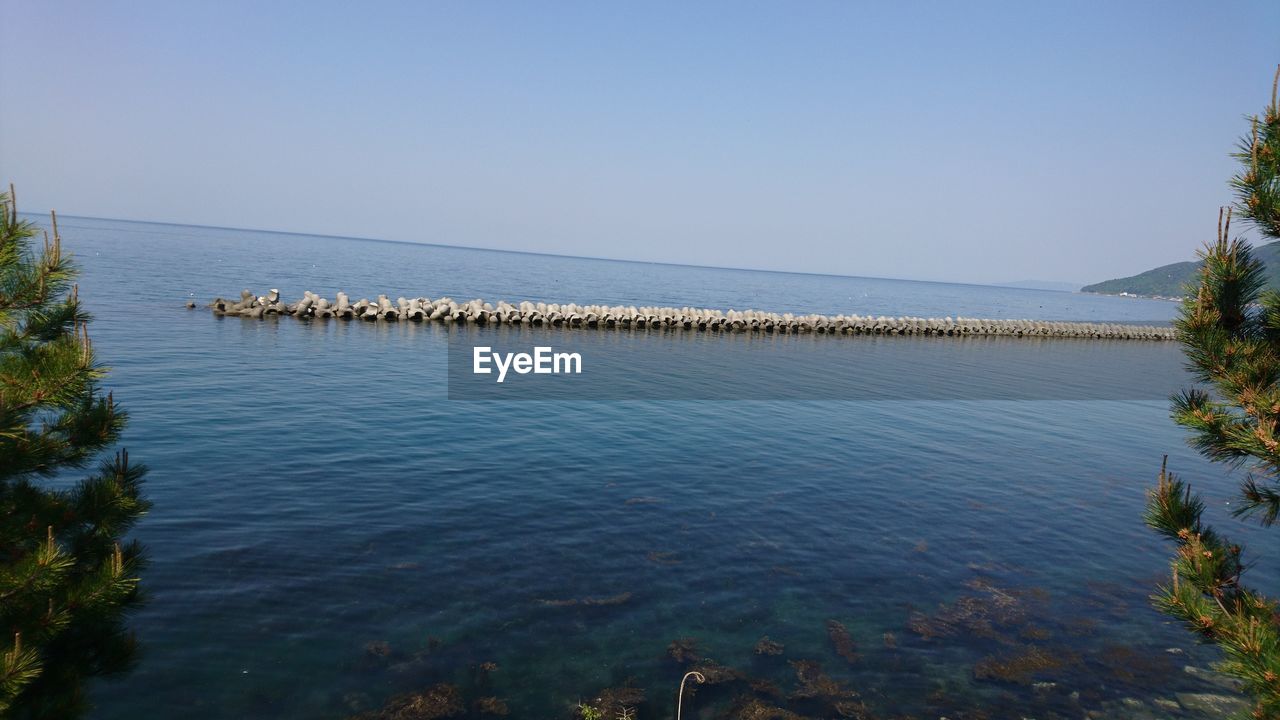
[2,1,1277,285]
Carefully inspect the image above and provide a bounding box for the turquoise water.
[35,216,1263,718]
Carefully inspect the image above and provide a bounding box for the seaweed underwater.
[337,571,1248,720]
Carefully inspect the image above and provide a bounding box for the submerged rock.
[667,637,701,663]
[582,685,645,719]
[972,644,1078,685]
[754,636,785,656]
[1183,664,1246,691]
[1018,624,1052,641]
[1174,692,1249,715]
[1095,644,1177,685]
[748,678,783,697]
[349,684,463,720]
[907,580,1041,642]
[830,699,874,719]
[826,620,859,664]
[725,696,807,720]
[788,659,857,702]
[473,696,509,716]
[689,660,743,685]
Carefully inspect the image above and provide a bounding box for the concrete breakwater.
[205,289,1176,340]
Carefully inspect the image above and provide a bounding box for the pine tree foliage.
[1233,68,1280,239]
[1147,66,1280,719]
[0,186,149,719]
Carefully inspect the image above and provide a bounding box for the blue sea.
[34,216,1266,719]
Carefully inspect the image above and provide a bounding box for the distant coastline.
[1082,239,1280,299]
[1082,290,1186,302]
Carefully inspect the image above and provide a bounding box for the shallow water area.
[34,216,1263,719]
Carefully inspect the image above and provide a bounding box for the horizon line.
[20,210,1084,293]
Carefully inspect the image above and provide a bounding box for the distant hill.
[1081,260,1201,297]
[1083,241,1280,298]
[993,280,1082,292]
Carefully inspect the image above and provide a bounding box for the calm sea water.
[31,216,1266,719]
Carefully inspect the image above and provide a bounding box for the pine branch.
[1237,475,1280,526]
[1150,68,1280,719]
[0,184,149,714]
[0,633,43,716]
